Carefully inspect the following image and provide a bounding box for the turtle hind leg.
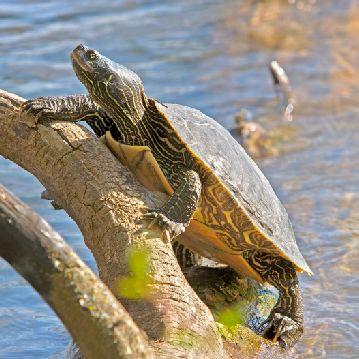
[244,250,303,349]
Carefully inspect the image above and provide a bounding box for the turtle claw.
[143,210,186,242]
[261,313,303,349]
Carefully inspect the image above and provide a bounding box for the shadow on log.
[0,89,285,358]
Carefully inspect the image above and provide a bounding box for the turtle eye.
[87,50,97,60]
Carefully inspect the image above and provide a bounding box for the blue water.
[0,1,358,358]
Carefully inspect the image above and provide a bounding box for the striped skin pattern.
[22,44,305,348]
[22,94,123,140]
[244,250,303,345]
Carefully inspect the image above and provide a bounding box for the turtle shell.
[158,102,312,274]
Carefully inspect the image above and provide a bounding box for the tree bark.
[0,89,282,358]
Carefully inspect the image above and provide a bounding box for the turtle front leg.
[23,94,98,121]
[144,170,201,241]
[22,95,115,137]
[245,251,303,349]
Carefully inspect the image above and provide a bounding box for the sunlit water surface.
[0,0,358,358]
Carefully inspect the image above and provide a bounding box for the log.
[0,89,225,358]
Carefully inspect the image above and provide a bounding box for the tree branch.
[0,185,153,359]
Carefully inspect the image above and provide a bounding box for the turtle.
[22,44,312,349]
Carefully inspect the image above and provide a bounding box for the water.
[0,0,358,357]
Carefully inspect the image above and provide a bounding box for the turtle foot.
[143,210,186,242]
[261,313,303,349]
[22,98,55,122]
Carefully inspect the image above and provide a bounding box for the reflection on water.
[0,0,358,357]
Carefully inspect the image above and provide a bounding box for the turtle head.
[71,44,147,125]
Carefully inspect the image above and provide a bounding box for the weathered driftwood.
[0,89,282,358]
[0,185,153,359]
